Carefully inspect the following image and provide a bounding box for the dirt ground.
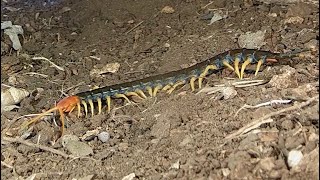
[1,0,319,179]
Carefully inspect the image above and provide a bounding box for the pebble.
[287,150,303,168]
[98,131,110,143]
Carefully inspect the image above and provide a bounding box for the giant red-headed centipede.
[19,48,307,134]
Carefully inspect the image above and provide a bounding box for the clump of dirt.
[1,0,319,179]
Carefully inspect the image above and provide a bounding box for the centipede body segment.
[20,48,307,134]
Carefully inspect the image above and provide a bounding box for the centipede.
[19,48,307,134]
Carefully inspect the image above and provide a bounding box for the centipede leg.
[153,85,162,97]
[81,100,88,117]
[167,81,185,94]
[88,99,94,117]
[190,77,196,92]
[234,58,241,79]
[97,98,102,115]
[240,59,251,79]
[136,89,147,99]
[126,92,143,100]
[198,65,218,88]
[58,107,65,135]
[115,94,131,104]
[106,96,111,113]
[222,60,235,71]
[146,86,153,97]
[77,102,81,118]
[255,59,263,76]
[162,84,172,91]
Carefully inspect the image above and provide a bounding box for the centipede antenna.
[88,99,94,117]
[97,98,102,115]
[19,106,59,131]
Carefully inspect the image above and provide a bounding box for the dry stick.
[225,95,319,140]
[2,136,76,159]
[32,57,64,71]
[125,21,144,34]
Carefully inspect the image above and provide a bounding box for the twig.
[32,57,64,71]
[2,136,76,159]
[225,95,319,140]
[24,72,48,78]
[201,1,214,9]
[1,161,13,169]
[234,99,292,117]
[125,21,144,34]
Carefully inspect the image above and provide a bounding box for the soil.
[1,0,319,179]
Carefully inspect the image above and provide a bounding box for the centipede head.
[19,96,81,136]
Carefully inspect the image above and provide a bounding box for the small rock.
[259,157,275,171]
[64,140,93,157]
[281,120,294,130]
[81,129,100,141]
[284,16,304,24]
[161,6,175,14]
[78,174,95,180]
[268,66,297,89]
[238,30,266,49]
[222,87,237,99]
[122,173,135,180]
[287,150,303,168]
[170,160,180,169]
[98,131,110,143]
[304,39,318,51]
[61,135,79,147]
[221,168,230,177]
[308,133,319,142]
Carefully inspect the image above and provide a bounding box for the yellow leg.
[240,59,251,79]
[190,77,196,92]
[136,89,147,99]
[115,94,131,104]
[162,84,172,91]
[88,99,94,117]
[153,86,162,97]
[106,96,111,113]
[58,108,65,135]
[167,81,185,94]
[234,58,241,79]
[255,59,263,76]
[81,100,88,117]
[77,102,81,118]
[146,86,153,97]
[126,92,143,99]
[198,65,218,88]
[222,60,234,71]
[97,98,102,115]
